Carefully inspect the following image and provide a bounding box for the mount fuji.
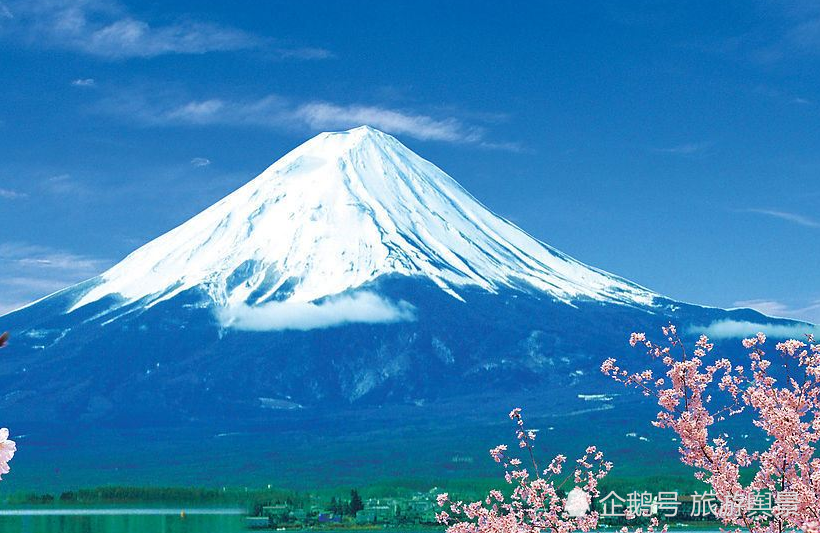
[0,126,808,489]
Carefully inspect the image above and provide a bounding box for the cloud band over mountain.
[215,292,416,331]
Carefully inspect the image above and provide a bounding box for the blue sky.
[1,0,819,322]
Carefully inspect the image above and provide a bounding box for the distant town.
[246,488,440,529]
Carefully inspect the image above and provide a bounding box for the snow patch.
[577,393,617,401]
[258,397,303,410]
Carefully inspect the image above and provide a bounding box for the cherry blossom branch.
[437,408,632,533]
[603,325,820,533]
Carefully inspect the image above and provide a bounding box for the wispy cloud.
[653,141,712,155]
[694,319,819,340]
[216,291,416,331]
[294,102,483,143]
[163,98,234,123]
[0,0,329,60]
[0,188,26,199]
[753,85,815,107]
[304,103,494,146]
[273,47,333,60]
[733,298,820,324]
[100,91,519,148]
[786,16,820,55]
[190,157,211,167]
[42,173,91,197]
[0,242,110,315]
[747,3,820,62]
[478,140,527,153]
[71,78,95,87]
[742,208,820,228]
[0,243,107,277]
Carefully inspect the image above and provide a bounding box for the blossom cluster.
[0,333,13,480]
[436,408,654,533]
[602,324,820,533]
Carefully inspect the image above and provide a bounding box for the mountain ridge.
[0,126,808,490]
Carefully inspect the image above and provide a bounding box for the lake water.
[0,511,726,533]
[0,509,247,533]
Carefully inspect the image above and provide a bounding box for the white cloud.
[216,291,416,332]
[71,78,95,87]
[694,319,819,340]
[1,0,330,60]
[742,209,820,228]
[0,242,108,275]
[83,18,255,58]
[273,47,333,60]
[0,242,110,315]
[42,173,91,197]
[103,91,519,147]
[733,298,820,324]
[294,102,482,143]
[733,299,792,317]
[654,141,712,155]
[0,188,26,199]
[749,4,820,62]
[0,301,30,316]
[165,99,229,123]
[190,157,211,167]
[478,140,527,153]
[788,16,820,54]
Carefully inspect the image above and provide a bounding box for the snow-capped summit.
[69,125,656,313]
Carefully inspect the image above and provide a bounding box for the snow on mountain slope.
[69,126,656,314]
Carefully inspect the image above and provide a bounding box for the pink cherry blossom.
[437,409,643,533]
[0,334,14,480]
[604,324,820,533]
